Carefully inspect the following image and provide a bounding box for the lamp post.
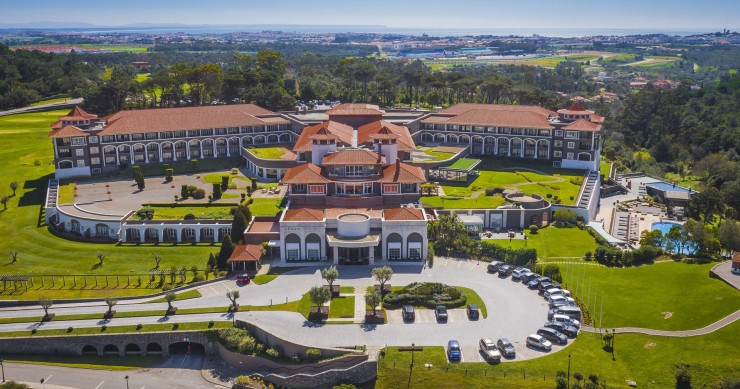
[0,359,5,382]
[184,337,190,354]
[125,375,129,389]
[411,343,415,367]
[567,354,572,389]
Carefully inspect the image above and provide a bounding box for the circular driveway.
[0,258,573,361]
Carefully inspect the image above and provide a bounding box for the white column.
[177,227,182,243]
[130,148,134,164]
[368,247,374,265]
[199,143,203,158]
[534,142,538,159]
[212,140,216,158]
[333,246,339,265]
[159,145,163,162]
[227,141,231,157]
[195,228,200,243]
[507,142,511,157]
[144,150,149,163]
[139,228,145,243]
[186,144,191,160]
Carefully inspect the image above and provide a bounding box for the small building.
[227,244,263,272]
[732,253,740,273]
[458,215,484,235]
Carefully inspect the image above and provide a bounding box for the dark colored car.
[527,276,550,289]
[544,321,579,338]
[498,265,513,277]
[521,272,540,283]
[538,281,560,293]
[236,274,251,284]
[447,340,462,361]
[402,305,415,321]
[487,261,504,273]
[466,304,480,319]
[537,327,568,345]
[497,338,516,358]
[435,305,448,321]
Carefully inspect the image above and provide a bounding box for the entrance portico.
[327,232,380,265]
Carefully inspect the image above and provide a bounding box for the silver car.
[526,334,552,351]
[479,337,502,362]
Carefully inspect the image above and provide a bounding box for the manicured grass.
[329,296,355,319]
[456,287,487,319]
[202,173,237,187]
[149,288,202,302]
[29,97,73,106]
[252,266,305,285]
[249,197,285,216]
[246,147,286,160]
[340,286,355,294]
[485,225,599,261]
[135,157,241,178]
[0,321,231,338]
[600,160,611,179]
[559,261,740,330]
[145,205,234,220]
[376,321,740,389]
[297,291,314,319]
[414,147,455,162]
[0,111,221,297]
[422,193,507,209]
[447,158,480,170]
[56,182,75,204]
[5,354,163,371]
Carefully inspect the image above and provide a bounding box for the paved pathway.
[581,309,740,337]
[0,98,83,117]
[711,260,740,290]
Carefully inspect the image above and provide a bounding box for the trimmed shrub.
[221,176,230,191]
[250,178,258,190]
[265,348,280,359]
[305,348,322,361]
[181,184,190,198]
[190,159,199,172]
[184,213,196,220]
[529,225,539,234]
[193,189,206,199]
[165,168,174,181]
[382,282,467,308]
[212,183,222,199]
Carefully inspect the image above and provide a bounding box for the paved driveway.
[0,259,574,361]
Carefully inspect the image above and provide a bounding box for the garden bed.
[382,282,466,309]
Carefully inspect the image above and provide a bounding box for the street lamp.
[125,375,129,389]
[184,337,190,354]
[411,343,415,367]
[567,354,572,389]
[0,359,5,382]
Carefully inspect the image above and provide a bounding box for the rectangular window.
[402,183,416,192]
[75,149,85,157]
[408,242,422,260]
[145,132,158,140]
[71,137,86,145]
[90,157,100,165]
[89,147,99,154]
[344,165,364,176]
[286,243,300,261]
[554,151,562,158]
[567,152,574,160]
[555,130,563,137]
[92,168,102,175]
[88,136,98,143]
[388,242,402,260]
[308,185,325,194]
[566,131,579,139]
[76,159,85,167]
[131,134,144,141]
[174,131,186,138]
[383,184,400,194]
[567,142,575,149]
[554,140,563,147]
[101,135,115,143]
[306,243,320,260]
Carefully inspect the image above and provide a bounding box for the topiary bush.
[193,188,206,199]
[382,282,467,308]
[184,213,196,220]
[529,225,539,234]
[305,348,322,361]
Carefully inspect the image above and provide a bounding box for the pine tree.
[230,208,248,243]
[218,235,234,269]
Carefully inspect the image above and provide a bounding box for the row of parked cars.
[488,261,582,353]
[402,304,481,322]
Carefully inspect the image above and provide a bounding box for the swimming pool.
[651,221,696,254]
[646,182,694,193]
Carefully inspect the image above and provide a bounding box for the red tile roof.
[309,126,339,141]
[565,102,587,111]
[281,164,331,184]
[378,161,426,184]
[294,121,354,152]
[369,125,401,141]
[357,121,415,151]
[322,149,385,165]
[58,106,98,121]
[384,207,425,221]
[563,119,601,132]
[427,109,554,129]
[327,103,385,116]
[282,208,325,222]
[48,125,88,138]
[227,244,263,263]
[438,103,557,117]
[98,104,287,135]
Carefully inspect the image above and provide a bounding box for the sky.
[1,0,738,31]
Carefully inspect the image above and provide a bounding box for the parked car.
[544,288,566,299]
[402,305,415,321]
[236,274,251,284]
[544,321,579,338]
[447,340,462,361]
[435,305,448,321]
[511,269,525,280]
[526,334,552,351]
[487,261,504,273]
[467,304,480,319]
[498,265,513,277]
[538,282,560,293]
[549,296,576,308]
[521,272,539,283]
[479,338,501,362]
[497,338,516,358]
[552,314,581,328]
[528,276,551,289]
[549,306,582,321]
[537,327,568,345]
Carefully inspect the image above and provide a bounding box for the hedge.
[382,282,467,309]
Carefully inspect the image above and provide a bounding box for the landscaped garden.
[376,320,740,389]
[412,146,456,162]
[483,225,600,261]
[422,158,584,209]
[382,282,488,318]
[246,146,288,160]
[141,205,236,220]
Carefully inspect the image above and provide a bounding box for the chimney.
[351,128,358,148]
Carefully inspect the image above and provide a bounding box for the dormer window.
[345,165,364,176]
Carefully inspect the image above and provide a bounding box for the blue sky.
[2,0,738,30]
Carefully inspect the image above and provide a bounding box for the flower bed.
[382,282,467,309]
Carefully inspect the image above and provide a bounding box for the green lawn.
[329,296,355,319]
[202,173,238,188]
[135,158,241,178]
[5,354,163,371]
[485,225,599,261]
[376,320,740,389]
[0,321,230,338]
[145,205,235,220]
[249,197,285,216]
[0,110,220,299]
[29,97,73,107]
[559,261,740,330]
[57,182,75,204]
[414,147,455,162]
[447,158,480,170]
[252,266,305,285]
[149,289,202,302]
[421,193,507,209]
[340,286,355,294]
[246,147,286,160]
[600,160,611,179]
